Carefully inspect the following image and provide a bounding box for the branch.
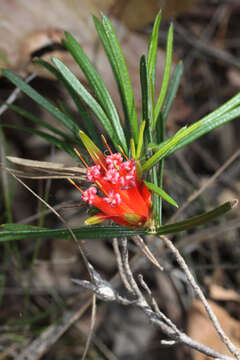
[111,238,235,360]
[161,235,240,360]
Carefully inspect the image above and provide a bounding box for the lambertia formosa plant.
[1,12,240,242]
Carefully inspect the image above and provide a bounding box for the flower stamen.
[74,148,89,169]
[118,145,129,161]
[101,134,113,155]
[67,177,83,193]
[93,151,107,172]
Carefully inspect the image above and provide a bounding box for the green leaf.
[63,32,128,153]
[156,200,237,235]
[200,92,240,121]
[147,11,162,85]
[151,96,240,158]
[140,55,160,224]
[93,15,139,144]
[34,58,101,147]
[2,69,80,136]
[167,102,240,156]
[161,61,184,123]
[0,223,146,242]
[8,104,75,142]
[155,113,165,225]
[51,57,121,149]
[136,121,145,159]
[155,61,183,220]
[130,138,136,158]
[147,12,161,123]
[140,56,149,133]
[2,200,235,241]
[153,24,174,128]
[142,122,201,171]
[78,130,104,164]
[144,181,178,208]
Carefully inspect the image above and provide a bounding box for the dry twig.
[75,237,237,360]
[161,235,240,360]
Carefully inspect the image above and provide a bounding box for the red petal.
[119,185,150,218]
[138,181,152,207]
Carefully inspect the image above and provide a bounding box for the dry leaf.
[0,0,174,117]
[187,299,240,360]
[4,156,86,179]
[0,0,113,72]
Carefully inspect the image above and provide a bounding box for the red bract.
[72,132,152,228]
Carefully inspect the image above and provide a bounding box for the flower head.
[71,131,152,228]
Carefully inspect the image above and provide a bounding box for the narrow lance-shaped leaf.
[147,11,162,85]
[0,224,146,242]
[130,138,136,158]
[167,103,240,156]
[34,58,101,147]
[147,11,161,127]
[142,122,201,172]
[144,181,178,208]
[8,104,75,142]
[161,61,184,123]
[136,121,146,159]
[140,55,160,224]
[150,97,240,158]
[200,92,240,122]
[93,15,139,144]
[153,23,174,129]
[78,130,104,165]
[2,69,80,136]
[156,200,237,235]
[63,32,128,153]
[51,57,120,149]
[140,55,150,140]
[150,29,176,224]
[1,200,236,242]
[155,113,166,225]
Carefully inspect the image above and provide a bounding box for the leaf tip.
[92,14,100,25]
[64,30,70,38]
[51,56,58,65]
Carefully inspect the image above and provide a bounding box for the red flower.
[70,132,152,228]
